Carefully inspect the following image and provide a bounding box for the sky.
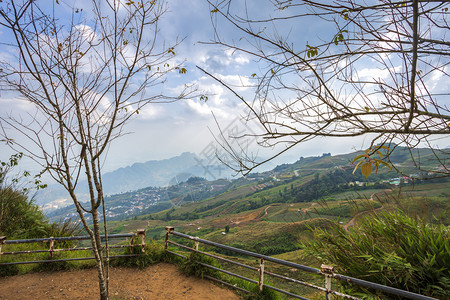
[0,0,449,177]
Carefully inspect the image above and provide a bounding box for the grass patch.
[112,240,169,268]
[179,251,221,279]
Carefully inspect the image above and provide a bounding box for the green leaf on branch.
[1,137,15,145]
[306,44,319,58]
[340,9,349,20]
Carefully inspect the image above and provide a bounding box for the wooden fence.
[0,229,145,265]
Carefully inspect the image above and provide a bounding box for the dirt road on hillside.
[0,263,241,300]
[343,192,386,231]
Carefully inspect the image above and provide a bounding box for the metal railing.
[0,229,145,265]
[164,226,437,300]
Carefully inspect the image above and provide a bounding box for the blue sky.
[1,0,449,176]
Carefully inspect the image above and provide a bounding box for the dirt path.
[262,204,280,217]
[264,205,272,216]
[343,192,385,231]
[0,263,241,300]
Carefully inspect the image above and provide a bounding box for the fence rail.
[164,226,437,300]
[0,229,145,266]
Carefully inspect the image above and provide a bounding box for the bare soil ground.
[0,263,241,300]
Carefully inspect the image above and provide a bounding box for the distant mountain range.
[35,152,236,209]
[99,152,235,193]
[35,146,448,212]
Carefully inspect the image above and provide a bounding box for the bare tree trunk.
[91,210,108,300]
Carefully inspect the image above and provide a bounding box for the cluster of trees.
[166,178,232,206]
[288,170,385,203]
[226,169,386,215]
[161,208,200,222]
[194,199,228,214]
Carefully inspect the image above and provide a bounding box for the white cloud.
[185,99,212,116]
[224,48,250,64]
[216,74,251,92]
[197,48,251,72]
[356,66,401,81]
[138,104,164,120]
[0,96,36,113]
[74,24,97,43]
[425,65,448,94]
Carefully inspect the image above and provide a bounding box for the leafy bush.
[0,264,20,277]
[45,218,83,249]
[255,235,300,256]
[33,258,70,273]
[112,241,167,269]
[0,188,48,238]
[178,252,221,279]
[247,286,282,300]
[305,210,449,298]
[0,153,49,239]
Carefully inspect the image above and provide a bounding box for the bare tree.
[202,0,449,177]
[0,0,192,298]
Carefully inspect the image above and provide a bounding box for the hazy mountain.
[35,152,235,209]
[100,152,234,194]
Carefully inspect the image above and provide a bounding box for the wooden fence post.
[0,236,5,262]
[129,236,134,254]
[321,264,334,300]
[49,237,54,260]
[194,239,199,251]
[165,226,174,251]
[137,229,145,253]
[259,258,265,292]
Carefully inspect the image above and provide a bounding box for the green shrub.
[112,241,166,268]
[46,218,82,238]
[305,210,449,298]
[178,252,221,279]
[243,285,281,300]
[33,258,70,272]
[0,264,20,277]
[0,188,48,239]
